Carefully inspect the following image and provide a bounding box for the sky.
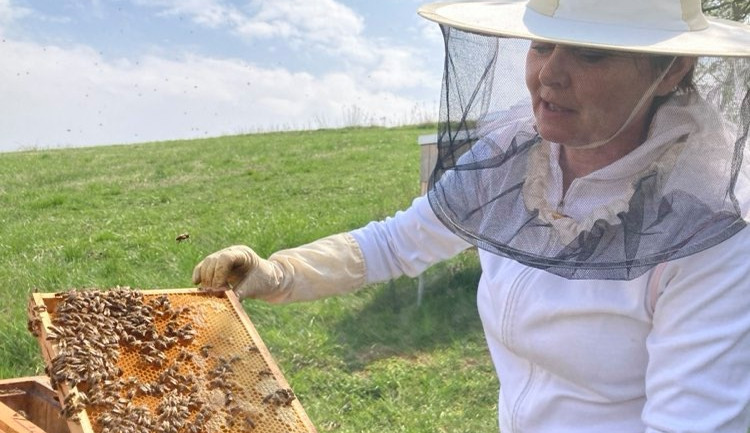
[0,0,446,152]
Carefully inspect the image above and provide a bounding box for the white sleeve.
[643,227,750,432]
[349,195,472,284]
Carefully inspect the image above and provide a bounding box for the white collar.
[522,93,718,244]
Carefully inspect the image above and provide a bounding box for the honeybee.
[199,344,213,358]
[27,318,42,336]
[262,388,296,406]
[244,415,256,430]
[175,233,190,242]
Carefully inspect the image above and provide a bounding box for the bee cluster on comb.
[27,288,317,433]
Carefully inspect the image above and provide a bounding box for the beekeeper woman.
[193,0,750,431]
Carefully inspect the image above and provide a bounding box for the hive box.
[0,376,69,433]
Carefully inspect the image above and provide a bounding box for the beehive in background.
[27,288,318,433]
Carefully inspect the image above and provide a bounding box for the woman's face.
[525,43,660,148]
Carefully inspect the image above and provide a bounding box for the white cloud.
[0,0,31,32]
[134,0,247,28]
[132,0,434,83]
[418,15,444,47]
[0,37,435,151]
[237,0,364,54]
[232,1,443,92]
[0,1,444,151]
[133,0,369,61]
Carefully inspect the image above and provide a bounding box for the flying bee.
[175,233,190,242]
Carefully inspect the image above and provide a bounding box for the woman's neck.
[559,131,646,195]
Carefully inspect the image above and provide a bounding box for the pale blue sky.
[0,0,445,151]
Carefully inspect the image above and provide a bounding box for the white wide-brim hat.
[418,0,750,56]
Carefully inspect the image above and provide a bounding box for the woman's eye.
[530,43,555,55]
[574,48,609,63]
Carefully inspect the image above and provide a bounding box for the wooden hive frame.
[27,288,318,433]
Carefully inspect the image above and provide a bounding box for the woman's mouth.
[543,100,573,112]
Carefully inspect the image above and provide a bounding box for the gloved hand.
[192,233,366,303]
[192,245,281,299]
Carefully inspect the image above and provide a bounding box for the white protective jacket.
[349,95,750,433]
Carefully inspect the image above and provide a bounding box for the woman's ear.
[655,56,697,96]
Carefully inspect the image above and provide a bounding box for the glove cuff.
[255,233,366,303]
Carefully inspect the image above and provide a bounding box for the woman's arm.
[350,195,472,284]
[643,228,750,432]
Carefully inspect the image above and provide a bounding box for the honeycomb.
[27,288,317,433]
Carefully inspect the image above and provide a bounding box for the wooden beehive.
[0,376,69,433]
[418,133,438,195]
[27,288,318,433]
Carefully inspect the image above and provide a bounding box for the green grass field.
[0,126,497,432]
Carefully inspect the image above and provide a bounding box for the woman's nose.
[538,47,570,88]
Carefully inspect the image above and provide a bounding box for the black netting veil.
[428,26,750,280]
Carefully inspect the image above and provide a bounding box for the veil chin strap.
[570,57,678,150]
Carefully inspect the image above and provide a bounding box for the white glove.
[192,233,366,303]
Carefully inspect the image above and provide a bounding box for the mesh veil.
[428,26,750,280]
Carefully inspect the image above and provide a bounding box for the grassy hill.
[0,126,496,432]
